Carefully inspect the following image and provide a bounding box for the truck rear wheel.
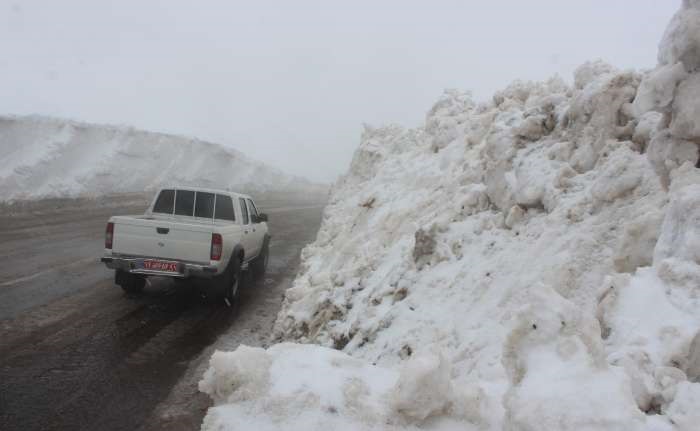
[214,257,242,304]
[251,237,270,279]
[116,270,145,294]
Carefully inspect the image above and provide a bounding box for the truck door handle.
[157,227,169,234]
[244,230,249,234]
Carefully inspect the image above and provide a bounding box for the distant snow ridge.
[200,2,700,430]
[0,115,320,201]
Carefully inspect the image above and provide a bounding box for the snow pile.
[200,343,475,430]
[0,115,322,201]
[199,344,401,431]
[200,2,700,430]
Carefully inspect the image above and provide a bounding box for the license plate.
[142,260,180,273]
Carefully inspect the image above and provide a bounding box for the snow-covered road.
[0,196,324,431]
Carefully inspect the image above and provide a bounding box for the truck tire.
[214,256,242,304]
[251,237,270,279]
[116,270,145,294]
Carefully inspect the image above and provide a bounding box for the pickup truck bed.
[111,215,218,265]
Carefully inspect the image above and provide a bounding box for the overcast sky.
[0,1,679,183]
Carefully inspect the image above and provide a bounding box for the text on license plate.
[143,260,179,272]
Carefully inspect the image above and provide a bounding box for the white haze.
[0,0,678,182]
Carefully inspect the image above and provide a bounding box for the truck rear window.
[175,190,195,216]
[153,189,175,214]
[195,192,215,218]
[215,194,235,221]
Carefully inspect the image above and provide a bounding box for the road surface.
[0,195,325,430]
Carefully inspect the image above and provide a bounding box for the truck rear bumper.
[101,256,218,278]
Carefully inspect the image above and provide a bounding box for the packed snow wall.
[200,2,700,430]
[0,115,323,201]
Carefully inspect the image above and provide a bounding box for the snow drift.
[200,2,700,430]
[0,115,322,201]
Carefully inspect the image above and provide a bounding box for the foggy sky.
[0,1,679,183]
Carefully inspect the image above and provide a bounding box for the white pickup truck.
[101,187,270,302]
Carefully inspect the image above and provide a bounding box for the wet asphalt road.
[0,195,325,431]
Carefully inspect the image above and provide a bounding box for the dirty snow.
[200,2,700,430]
[0,115,322,201]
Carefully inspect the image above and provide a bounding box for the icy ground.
[200,2,700,430]
[0,115,322,201]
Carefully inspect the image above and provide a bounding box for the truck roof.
[158,186,252,200]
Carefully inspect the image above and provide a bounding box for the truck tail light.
[211,233,222,261]
[105,222,114,249]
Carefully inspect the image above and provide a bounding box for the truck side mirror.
[257,213,268,222]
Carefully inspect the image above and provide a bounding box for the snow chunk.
[564,70,641,174]
[426,90,475,152]
[659,2,700,72]
[455,184,490,217]
[601,197,700,412]
[590,146,644,203]
[633,112,662,148]
[613,209,664,273]
[198,346,272,404]
[647,132,698,188]
[573,60,616,90]
[602,269,697,376]
[654,183,700,267]
[504,205,525,229]
[632,63,687,116]
[670,74,700,139]
[502,285,645,431]
[665,382,700,431]
[391,353,452,422]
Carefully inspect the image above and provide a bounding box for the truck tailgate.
[112,216,212,263]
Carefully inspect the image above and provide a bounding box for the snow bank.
[200,2,700,430]
[200,343,478,430]
[0,115,322,201]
